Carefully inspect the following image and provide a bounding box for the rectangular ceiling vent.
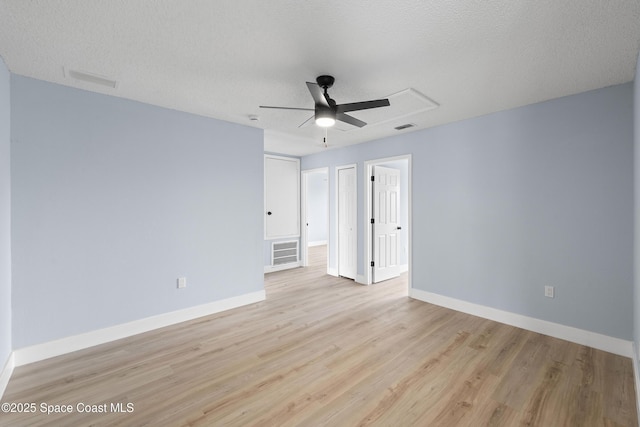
[394,123,415,131]
[65,68,117,89]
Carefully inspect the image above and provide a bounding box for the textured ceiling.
[0,1,639,156]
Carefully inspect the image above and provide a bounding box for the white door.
[338,166,356,279]
[373,165,400,283]
[265,156,300,238]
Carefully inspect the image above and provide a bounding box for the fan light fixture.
[315,117,335,127]
[315,108,336,127]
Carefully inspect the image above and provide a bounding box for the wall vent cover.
[394,123,415,131]
[65,68,118,88]
[272,240,299,266]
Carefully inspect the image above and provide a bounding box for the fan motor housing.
[316,75,335,89]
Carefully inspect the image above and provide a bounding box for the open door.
[372,165,400,283]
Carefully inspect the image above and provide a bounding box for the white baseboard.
[308,240,327,247]
[14,290,266,367]
[400,264,409,274]
[0,352,15,400]
[264,261,301,274]
[633,343,640,423]
[409,288,633,358]
[327,267,338,277]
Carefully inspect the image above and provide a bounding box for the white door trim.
[336,163,357,280]
[301,167,329,271]
[364,155,412,292]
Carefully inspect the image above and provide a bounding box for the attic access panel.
[333,88,438,132]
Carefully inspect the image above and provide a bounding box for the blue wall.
[10,76,265,348]
[0,57,11,368]
[302,83,634,340]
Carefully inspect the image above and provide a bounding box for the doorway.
[364,155,411,291]
[301,168,329,272]
[372,164,401,282]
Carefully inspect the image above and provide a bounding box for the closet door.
[265,156,300,239]
[338,166,356,280]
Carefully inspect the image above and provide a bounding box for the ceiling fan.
[260,75,390,128]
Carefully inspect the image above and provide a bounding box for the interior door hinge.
[370,261,374,267]
[371,176,375,181]
[370,218,374,224]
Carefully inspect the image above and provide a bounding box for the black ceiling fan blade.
[336,99,390,113]
[337,112,366,128]
[306,82,330,107]
[259,105,314,111]
[298,115,315,128]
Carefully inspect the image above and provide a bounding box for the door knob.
[267,211,272,215]
[397,226,402,230]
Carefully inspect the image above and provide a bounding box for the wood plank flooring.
[1,245,637,426]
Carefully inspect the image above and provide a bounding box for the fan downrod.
[316,75,335,90]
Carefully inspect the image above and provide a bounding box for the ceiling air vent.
[65,68,117,88]
[394,123,415,131]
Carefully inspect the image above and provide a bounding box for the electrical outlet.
[544,285,554,298]
[177,277,187,289]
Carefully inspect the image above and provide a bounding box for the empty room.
[1,1,640,426]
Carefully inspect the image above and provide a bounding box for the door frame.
[336,163,357,279]
[301,167,329,271]
[363,155,412,290]
[371,164,401,283]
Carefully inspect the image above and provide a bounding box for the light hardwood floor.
[1,246,637,426]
